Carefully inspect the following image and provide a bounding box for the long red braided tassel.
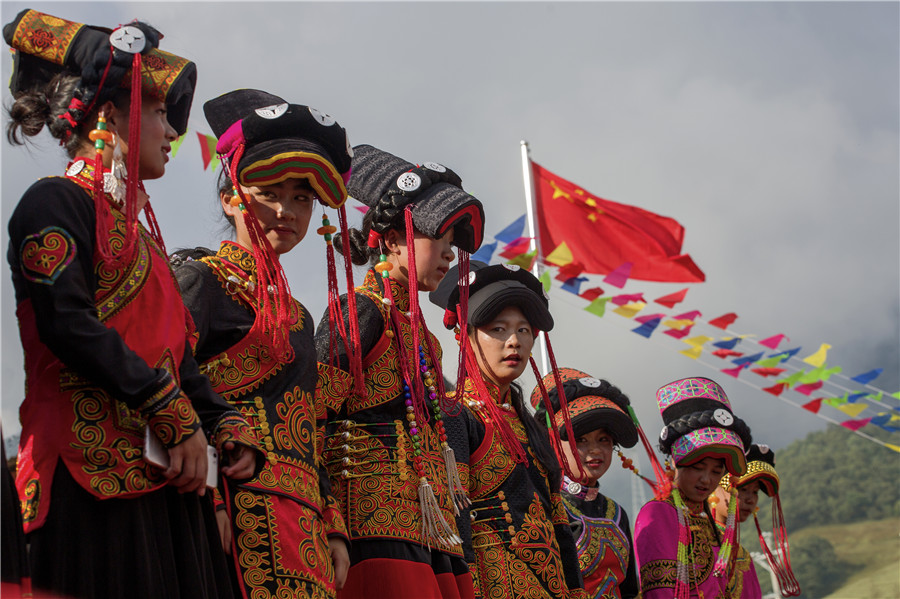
[542,335,587,481]
[337,205,365,397]
[529,357,584,480]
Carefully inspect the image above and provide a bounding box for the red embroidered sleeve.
[140,374,200,447]
[323,494,349,540]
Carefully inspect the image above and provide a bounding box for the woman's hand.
[220,441,257,480]
[216,509,232,555]
[329,538,350,590]
[165,429,208,495]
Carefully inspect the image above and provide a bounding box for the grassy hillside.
[790,517,899,599]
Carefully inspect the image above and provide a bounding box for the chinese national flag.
[532,161,705,282]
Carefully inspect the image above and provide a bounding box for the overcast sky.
[2,1,898,509]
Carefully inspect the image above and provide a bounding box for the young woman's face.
[712,478,760,523]
[470,305,535,390]
[113,95,177,181]
[387,228,455,292]
[675,457,727,506]
[562,427,614,486]
[222,178,316,254]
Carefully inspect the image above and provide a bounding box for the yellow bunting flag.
[612,301,646,319]
[802,343,831,367]
[545,242,574,266]
[885,444,900,454]
[680,346,703,360]
[506,249,537,270]
[684,335,712,348]
[837,403,868,419]
[663,318,694,330]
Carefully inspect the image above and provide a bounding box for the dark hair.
[335,208,406,266]
[217,169,317,231]
[658,410,752,455]
[509,382,563,491]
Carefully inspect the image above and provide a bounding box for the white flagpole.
[520,140,549,375]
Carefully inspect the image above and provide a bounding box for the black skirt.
[28,462,233,599]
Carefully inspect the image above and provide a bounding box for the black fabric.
[745,443,775,467]
[28,462,233,599]
[204,90,353,182]
[568,410,638,448]
[430,261,553,331]
[347,144,484,252]
[1,438,28,586]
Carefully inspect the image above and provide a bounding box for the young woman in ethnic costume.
[315,144,484,599]
[531,371,642,599]
[172,89,354,598]
[429,261,587,598]
[710,444,801,597]
[634,377,757,599]
[3,9,261,599]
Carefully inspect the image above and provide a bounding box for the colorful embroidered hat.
[4,8,197,136]
[429,261,553,332]
[204,89,352,209]
[656,376,751,476]
[347,144,485,253]
[527,368,638,448]
[720,443,778,496]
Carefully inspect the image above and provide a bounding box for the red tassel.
[453,250,470,404]
[529,356,584,480]
[229,147,294,363]
[404,207,426,408]
[338,206,365,397]
[542,336,587,482]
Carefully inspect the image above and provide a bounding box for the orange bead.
[317,225,337,235]
[374,261,393,273]
[88,129,113,142]
[229,195,241,207]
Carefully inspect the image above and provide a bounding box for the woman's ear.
[100,100,121,132]
[383,228,402,253]
[221,189,240,219]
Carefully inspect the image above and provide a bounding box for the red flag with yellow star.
[533,161,705,282]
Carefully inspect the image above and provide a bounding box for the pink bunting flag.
[603,262,632,288]
[802,398,823,413]
[712,349,743,359]
[665,326,694,340]
[354,205,369,214]
[708,313,738,330]
[611,293,646,306]
[654,288,688,308]
[499,237,532,259]
[759,334,788,349]
[579,287,604,301]
[793,381,824,396]
[673,310,702,321]
[635,313,666,324]
[841,418,872,431]
[763,383,786,396]
[721,364,747,378]
[751,367,786,377]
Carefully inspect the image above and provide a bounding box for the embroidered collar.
[217,240,256,273]
[562,475,600,501]
[362,268,411,313]
[64,159,120,207]
[463,377,514,412]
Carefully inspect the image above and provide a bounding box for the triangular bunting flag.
[851,368,883,385]
[751,367,785,377]
[837,403,868,418]
[770,347,802,362]
[846,392,868,403]
[611,293,646,306]
[721,364,747,378]
[170,133,186,157]
[712,349,743,359]
[732,352,763,366]
[754,356,783,369]
[840,417,872,431]
[603,262,632,288]
[538,270,551,292]
[673,310,702,321]
[824,395,848,407]
[663,318,694,330]
[545,242,574,266]
[654,288,688,308]
[499,237,532,259]
[197,132,220,171]
[759,334,788,349]
[579,287,604,301]
[684,335,712,348]
[802,398,823,413]
[632,318,661,338]
[794,381,824,396]
[680,346,703,360]
[708,313,738,330]
[561,276,590,295]
[777,371,806,388]
[584,297,610,317]
[763,383,786,396]
[635,313,666,324]
[612,302,646,319]
[506,248,537,270]
[354,205,369,214]
[471,241,497,263]
[494,214,526,243]
[713,338,741,350]
[556,262,585,281]
[665,326,694,340]
[802,343,831,367]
